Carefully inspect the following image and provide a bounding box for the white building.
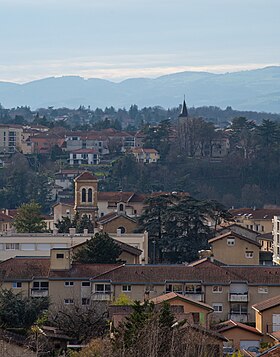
[273,215,280,264]
[0,230,148,263]
[69,148,100,165]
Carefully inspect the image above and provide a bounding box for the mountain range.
[0,66,280,112]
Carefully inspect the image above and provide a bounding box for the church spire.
[179,97,188,118]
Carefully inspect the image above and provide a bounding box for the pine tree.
[73,232,122,264]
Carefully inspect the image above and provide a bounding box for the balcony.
[31,288,49,297]
[92,292,112,301]
[229,313,249,323]
[184,292,204,302]
[228,293,249,302]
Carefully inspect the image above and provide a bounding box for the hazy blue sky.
[0,0,279,83]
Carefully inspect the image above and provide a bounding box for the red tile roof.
[0,257,50,280]
[75,171,98,181]
[97,212,136,225]
[149,292,213,311]
[0,212,13,222]
[230,208,280,220]
[252,295,280,312]
[216,319,263,335]
[209,231,261,247]
[257,344,280,356]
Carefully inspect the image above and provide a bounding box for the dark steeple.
[179,98,188,118]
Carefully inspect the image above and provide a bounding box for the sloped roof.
[179,99,188,118]
[0,257,50,280]
[75,171,98,181]
[97,212,136,225]
[209,231,261,247]
[216,319,263,335]
[230,208,280,220]
[149,292,213,311]
[252,295,280,312]
[257,344,280,356]
[0,212,13,222]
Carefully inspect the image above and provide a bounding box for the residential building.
[97,211,137,234]
[209,230,261,265]
[30,131,65,154]
[69,148,100,165]
[0,124,23,154]
[253,295,280,342]
[0,255,280,324]
[272,215,280,264]
[0,211,13,232]
[131,148,160,163]
[149,292,214,328]
[230,207,280,234]
[216,320,263,350]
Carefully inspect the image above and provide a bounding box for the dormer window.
[227,238,235,246]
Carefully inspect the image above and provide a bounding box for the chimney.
[53,228,58,235]
[50,248,72,270]
[83,228,88,235]
[69,227,76,236]
[116,228,122,236]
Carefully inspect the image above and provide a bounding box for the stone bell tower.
[74,171,98,221]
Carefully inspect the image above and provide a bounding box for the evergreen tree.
[13,201,47,233]
[73,232,122,264]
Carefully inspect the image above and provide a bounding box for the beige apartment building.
[0,124,23,154]
[1,252,280,325]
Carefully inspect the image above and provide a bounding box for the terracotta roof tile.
[252,295,280,312]
[230,208,280,220]
[216,319,263,335]
[209,231,261,247]
[75,171,98,181]
[149,292,213,311]
[0,257,50,280]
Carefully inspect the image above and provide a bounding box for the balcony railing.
[229,313,249,323]
[228,293,249,302]
[92,292,112,301]
[31,288,49,297]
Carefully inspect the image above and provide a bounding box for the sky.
[0,0,279,83]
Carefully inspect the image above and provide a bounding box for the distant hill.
[0,66,280,112]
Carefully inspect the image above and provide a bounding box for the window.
[166,284,183,294]
[88,188,93,202]
[213,303,223,312]
[119,203,124,212]
[64,299,74,305]
[258,286,268,294]
[56,253,64,259]
[185,284,202,293]
[37,244,51,251]
[81,281,90,287]
[245,251,254,258]
[81,188,86,203]
[82,298,90,305]
[192,312,200,324]
[21,243,35,250]
[5,243,19,250]
[95,284,111,293]
[33,281,49,290]
[212,286,223,293]
[122,285,132,292]
[227,238,235,246]
[12,282,22,288]
[118,226,126,234]
[65,281,74,287]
